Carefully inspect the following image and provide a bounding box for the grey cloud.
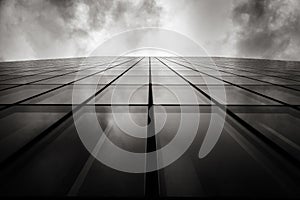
[3,0,300,62]
[48,0,114,32]
[0,0,163,61]
[111,0,162,28]
[232,0,300,60]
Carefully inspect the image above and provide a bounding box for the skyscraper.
[0,56,299,197]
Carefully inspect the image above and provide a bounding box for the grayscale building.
[0,56,299,197]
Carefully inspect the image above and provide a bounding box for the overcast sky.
[0,0,300,61]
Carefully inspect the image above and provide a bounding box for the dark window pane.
[244,86,300,105]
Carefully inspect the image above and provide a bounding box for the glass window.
[236,107,300,158]
[76,106,147,196]
[186,76,228,85]
[289,85,300,90]
[198,86,280,105]
[0,85,17,91]
[197,69,232,76]
[220,71,260,76]
[257,77,300,85]
[156,110,288,197]
[102,70,126,75]
[2,75,54,84]
[93,85,148,104]
[76,75,116,85]
[126,70,149,76]
[151,70,175,76]
[244,86,300,105]
[36,75,85,84]
[69,70,102,76]
[177,70,201,76]
[0,106,146,196]
[221,76,269,85]
[22,85,104,104]
[114,75,148,85]
[0,85,58,104]
[0,75,21,81]
[10,70,50,76]
[153,86,211,105]
[0,106,68,163]
[152,76,189,85]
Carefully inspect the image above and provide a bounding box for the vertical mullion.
[145,57,159,197]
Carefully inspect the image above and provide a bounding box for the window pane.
[36,75,85,84]
[236,107,300,158]
[199,86,280,105]
[153,86,211,105]
[156,109,288,197]
[94,85,148,104]
[76,75,115,85]
[151,70,175,76]
[152,76,188,85]
[244,86,300,105]
[2,75,54,84]
[22,85,104,104]
[256,77,300,85]
[186,76,228,85]
[221,76,269,85]
[114,75,148,85]
[0,85,58,104]
[126,69,149,76]
[0,106,146,196]
[0,106,68,163]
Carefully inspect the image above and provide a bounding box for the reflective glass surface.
[0,57,299,198]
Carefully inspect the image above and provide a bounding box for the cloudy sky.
[0,0,300,61]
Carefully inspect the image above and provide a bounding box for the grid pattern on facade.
[0,57,299,197]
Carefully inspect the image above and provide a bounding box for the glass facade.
[0,57,299,197]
